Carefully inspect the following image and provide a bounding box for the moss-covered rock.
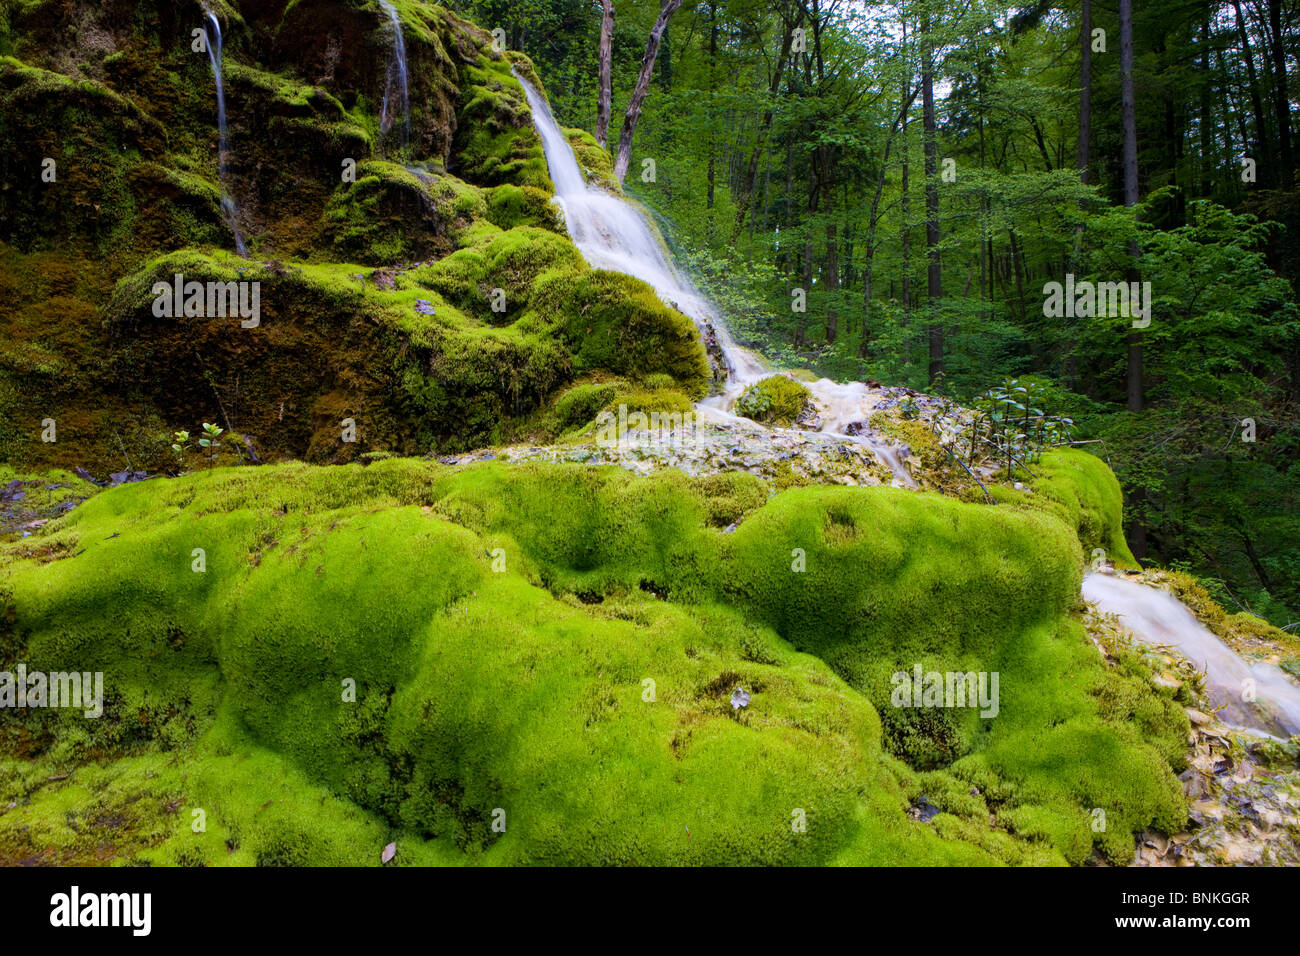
[734,374,812,426]
[322,160,486,264]
[533,269,710,398]
[0,0,718,471]
[0,458,1186,865]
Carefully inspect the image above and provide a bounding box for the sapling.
[198,423,223,468]
[171,430,191,471]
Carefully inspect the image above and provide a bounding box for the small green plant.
[198,423,223,468]
[965,378,1074,478]
[170,430,191,470]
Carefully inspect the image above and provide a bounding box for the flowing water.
[1084,573,1300,738]
[378,0,411,154]
[514,74,912,485]
[202,7,247,256]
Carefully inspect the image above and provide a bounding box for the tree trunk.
[1234,0,1272,185]
[1200,17,1212,196]
[613,0,683,185]
[825,221,838,344]
[1121,0,1146,560]
[1266,0,1294,185]
[730,9,801,247]
[1120,0,1142,414]
[922,14,943,385]
[596,0,615,148]
[706,1,716,209]
[1078,0,1092,183]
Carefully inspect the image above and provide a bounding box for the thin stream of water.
[202,7,246,257]
[378,0,411,154]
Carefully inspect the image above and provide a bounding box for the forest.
[460,0,1300,629]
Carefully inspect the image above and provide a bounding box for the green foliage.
[966,377,1076,477]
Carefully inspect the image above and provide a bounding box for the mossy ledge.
[1,456,1185,865]
[0,0,699,474]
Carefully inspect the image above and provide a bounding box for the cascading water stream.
[514,73,913,486]
[202,7,247,256]
[1084,573,1300,738]
[378,0,411,154]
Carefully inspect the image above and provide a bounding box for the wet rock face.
[266,0,463,162]
[700,323,731,389]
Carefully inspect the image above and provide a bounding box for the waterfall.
[378,0,411,154]
[1084,573,1300,737]
[203,7,247,257]
[514,72,912,486]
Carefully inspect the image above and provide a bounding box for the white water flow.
[1084,573,1300,738]
[203,8,246,256]
[378,0,411,154]
[514,74,913,486]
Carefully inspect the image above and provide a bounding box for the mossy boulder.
[734,374,812,426]
[451,54,550,190]
[990,448,1138,567]
[534,269,710,399]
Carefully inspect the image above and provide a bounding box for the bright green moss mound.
[994,448,1138,567]
[1,459,1184,865]
[734,375,812,426]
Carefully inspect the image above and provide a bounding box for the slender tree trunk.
[901,96,912,324]
[613,0,683,184]
[921,14,943,385]
[1121,0,1147,560]
[825,221,838,344]
[1266,0,1294,185]
[1234,0,1273,184]
[1200,17,1213,196]
[706,1,717,209]
[596,0,615,148]
[1078,0,1092,184]
[1121,0,1142,413]
[730,10,801,247]
[798,237,812,347]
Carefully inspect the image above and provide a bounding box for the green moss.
[992,448,1138,567]
[411,225,582,323]
[734,375,812,426]
[533,268,710,399]
[485,184,562,232]
[0,458,1186,865]
[453,56,551,191]
[323,161,487,264]
[565,127,619,192]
